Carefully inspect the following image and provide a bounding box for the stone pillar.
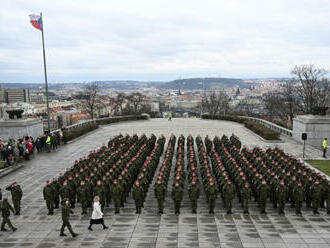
[293,115,330,149]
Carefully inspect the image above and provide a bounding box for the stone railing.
[50,115,148,134]
[241,116,293,136]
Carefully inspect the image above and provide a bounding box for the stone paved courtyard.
[0,118,329,248]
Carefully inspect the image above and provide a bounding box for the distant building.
[4,88,31,104]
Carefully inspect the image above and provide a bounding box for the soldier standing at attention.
[172,182,183,215]
[326,182,330,215]
[60,180,71,204]
[312,180,322,214]
[241,182,252,214]
[133,180,144,214]
[188,178,200,214]
[223,179,235,214]
[0,198,17,232]
[110,179,121,214]
[207,180,217,214]
[43,180,54,215]
[259,180,269,214]
[154,179,165,214]
[6,182,23,215]
[52,178,60,209]
[60,199,78,237]
[294,181,304,215]
[276,180,287,215]
[77,181,89,215]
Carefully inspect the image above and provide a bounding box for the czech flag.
[29,14,42,31]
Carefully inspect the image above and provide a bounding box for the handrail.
[240,116,293,136]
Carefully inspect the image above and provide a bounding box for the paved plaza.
[0,118,329,248]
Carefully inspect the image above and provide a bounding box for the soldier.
[0,198,17,232]
[276,180,287,215]
[223,180,235,214]
[77,181,89,215]
[132,180,144,214]
[326,181,330,215]
[154,179,165,214]
[294,182,304,215]
[311,180,322,214]
[6,182,23,215]
[52,178,60,209]
[188,179,200,214]
[305,176,313,208]
[241,182,252,214]
[207,180,217,214]
[67,176,76,209]
[60,180,71,203]
[171,182,183,215]
[60,199,78,237]
[43,180,54,215]
[259,180,269,214]
[110,179,121,214]
[94,180,105,212]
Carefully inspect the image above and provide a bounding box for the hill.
[157,77,246,90]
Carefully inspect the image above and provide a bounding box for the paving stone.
[1,118,329,248]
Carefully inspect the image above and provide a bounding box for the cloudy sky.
[1,0,330,83]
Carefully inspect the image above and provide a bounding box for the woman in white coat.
[88,196,108,231]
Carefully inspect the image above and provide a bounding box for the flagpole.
[40,12,50,132]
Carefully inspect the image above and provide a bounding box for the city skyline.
[1,0,330,83]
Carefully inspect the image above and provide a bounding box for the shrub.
[202,114,280,140]
[64,123,99,141]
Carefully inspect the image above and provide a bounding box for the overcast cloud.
[1,0,330,83]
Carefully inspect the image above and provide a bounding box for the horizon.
[0,76,293,85]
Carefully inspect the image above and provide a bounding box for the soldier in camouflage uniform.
[276,180,287,215]
[222,179,235,214]
[312,180,322,214]
[77,181,89,215]
[326,181,330,215]
[154,179,166,214]
[6,182,23,215]
[52,178,60,209]
[0,198,17,232]
[60,180,71,204]
[259,180,269,214]
[133,180,144,214]
[294,181,304,215]
[111,179,121,214]
[188,178,200,214]
[60,199,78,237]
[172,181,183,215]
[43,180,54,215]
[94,180,105,212]
[207,180,217,214]
[241,182,252,214]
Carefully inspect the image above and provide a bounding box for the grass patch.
[306,160,330,176]
[0,161,7,169]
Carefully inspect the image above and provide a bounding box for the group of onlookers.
[0,128,67,166]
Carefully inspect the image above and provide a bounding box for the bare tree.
[110,93,126,116]
[291,64,330,114]
[263,81,298,126]
[127,92,145,115]
[83,83,99,120]
[200,90,229,115]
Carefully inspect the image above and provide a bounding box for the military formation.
[39,132,329,227]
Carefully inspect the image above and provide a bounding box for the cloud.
[0,0,329,83]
